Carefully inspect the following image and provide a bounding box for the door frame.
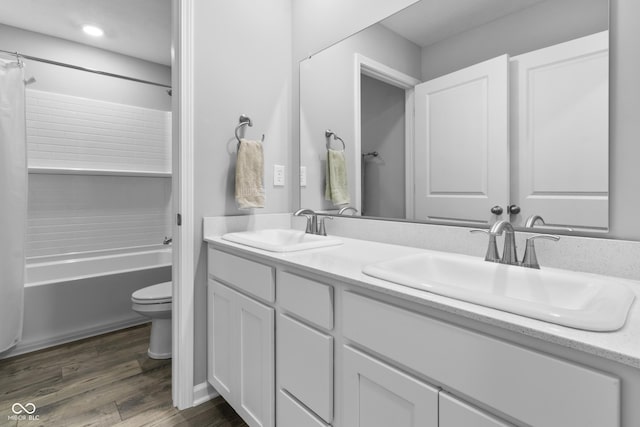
[172,0,196,410]
[353,54,421,218]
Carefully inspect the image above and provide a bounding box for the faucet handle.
[470,229,488,235]
[470,229,500,262]
[318,216,333,236]
[522,234,560,269]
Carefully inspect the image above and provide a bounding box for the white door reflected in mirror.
[299,0,609,233]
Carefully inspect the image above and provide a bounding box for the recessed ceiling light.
[82,25,104,37]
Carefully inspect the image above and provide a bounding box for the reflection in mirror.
[299,0,609,234]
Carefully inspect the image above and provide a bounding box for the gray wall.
[0,23,171,110]
[361,75,406,218]
[421,0,608,81]
[192,0,292,384]
[299,23,421,211]
[292,0,421,209]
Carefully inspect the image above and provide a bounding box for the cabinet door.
[511,31,608,229]
[342,346,438,427]
[235,288,275,427]
[208,280,235,403]
[440,392,514,427]
[414,54,509,224]
[207,280,275,427]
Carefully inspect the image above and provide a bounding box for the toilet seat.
[132,282,172,305]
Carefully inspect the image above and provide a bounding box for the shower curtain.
[0,56,27,353]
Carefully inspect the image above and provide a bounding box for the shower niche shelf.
[28,167,172,178]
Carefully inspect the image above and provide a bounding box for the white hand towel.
[235,139,265,209]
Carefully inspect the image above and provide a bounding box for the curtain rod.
[0,49,171,89]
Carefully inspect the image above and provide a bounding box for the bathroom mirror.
[299,0,609,233]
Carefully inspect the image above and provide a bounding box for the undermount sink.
[222,229,342,252]
[363,251,635,331]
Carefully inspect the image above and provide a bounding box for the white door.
[439,392,514,427]
[342,346,438,427]
[414,55,509,224]
[511,31,608,230]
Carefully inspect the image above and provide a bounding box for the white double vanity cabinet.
[206,237,640,427]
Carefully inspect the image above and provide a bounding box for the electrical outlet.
[300,166,307,187]
[273,164,285,186]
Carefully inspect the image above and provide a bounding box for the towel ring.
[235,114,265,149]
[325,129,345,151]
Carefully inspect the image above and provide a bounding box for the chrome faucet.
[489,220,519,265]
[525,214,545,228]
[525,214,573,232]
[473,218,560,268]
[338,206,358,216]
[294,208,317,234]
[293,209,333,236]
[471,221,518,265]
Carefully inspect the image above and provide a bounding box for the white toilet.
[131,282,172,359]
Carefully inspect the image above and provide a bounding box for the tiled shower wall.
[26,90,171,172]
[25,90,172,258]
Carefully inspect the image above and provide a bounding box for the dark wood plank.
[0,325,248,427]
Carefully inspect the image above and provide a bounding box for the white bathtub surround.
[26,90,171,174]
[27,174,172,258]
[26,246,171,286]
[0,247,171,359]
[0,55,27,353]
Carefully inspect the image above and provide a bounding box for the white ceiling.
[0,0,171,65]
[381,0,546,48]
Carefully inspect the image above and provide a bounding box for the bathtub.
[26,247,172,287]
[1,246,172,358]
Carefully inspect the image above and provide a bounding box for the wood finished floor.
[0,324,248,427]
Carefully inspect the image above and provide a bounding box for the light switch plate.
[300,166,307,187]
[274,164,285,186]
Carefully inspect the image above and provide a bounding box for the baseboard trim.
[0,317,149,360]
[193,382,220,406]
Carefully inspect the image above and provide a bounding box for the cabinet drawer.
[278,271,333,330]
[343,292,620,427]
[278,314,333,423]
[277,390,329,427]
[208,248,274,302]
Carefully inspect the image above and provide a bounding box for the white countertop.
[205,233,640,369]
